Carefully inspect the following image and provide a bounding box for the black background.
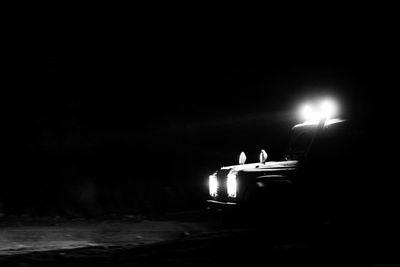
[2,12,398,216]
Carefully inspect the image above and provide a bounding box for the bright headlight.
[209,175,218,197]
[227,173,237,198]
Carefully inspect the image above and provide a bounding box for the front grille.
[217,176,228,198]
[216,169,229,199]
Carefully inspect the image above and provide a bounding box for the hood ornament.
[259,149,268,164]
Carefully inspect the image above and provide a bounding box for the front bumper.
[206,200,238,210]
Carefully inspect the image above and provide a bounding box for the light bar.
[300,98,338,123]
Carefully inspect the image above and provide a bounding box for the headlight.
[209,175,218,197]
[227,173,237,198]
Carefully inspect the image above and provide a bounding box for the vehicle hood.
[220,160,298,173]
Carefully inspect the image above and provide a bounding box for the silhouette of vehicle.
[207,115,367,229]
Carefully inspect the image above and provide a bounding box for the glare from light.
[227,173,237,198]
[300,104,313,121]
[209,175,218,197]
[320,99,337,120]
[300,103,319,122]
[299,98,338,123]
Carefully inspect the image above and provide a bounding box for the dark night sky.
[2,15,399,214]
[8,29,392,144]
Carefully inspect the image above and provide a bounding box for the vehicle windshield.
[284,120,347,161]
[284,126,317,160]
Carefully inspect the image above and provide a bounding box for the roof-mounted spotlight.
[300,103,318,122]
[299,98,338,124]
[320,98,337,120]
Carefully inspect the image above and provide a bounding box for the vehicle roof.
[292,118,346,130]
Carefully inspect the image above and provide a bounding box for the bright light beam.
[209,175,218,197]
[300,104,316,122]
[299,98,338,123]
[227,173,237,198]
[320,98,337,120]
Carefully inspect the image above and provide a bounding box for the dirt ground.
[0,213,216,256]
[0,212,397,266]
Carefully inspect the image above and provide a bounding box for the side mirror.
[259,149,268,164]
[239,152,247,165]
